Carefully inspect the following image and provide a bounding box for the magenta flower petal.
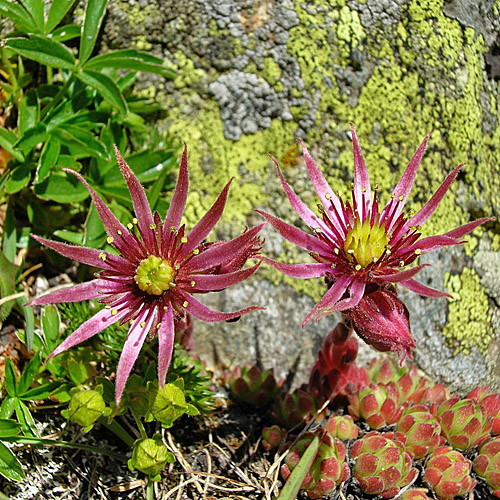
[182,223,265,273]
[115,310,155,403]
[263,124,490,359]
[381,132,431,231]
[31,235,135,273]
[302,274,353,327]
[176,291,264,322]
[350,124,371,215]
[164,143,189,230]
[63,169,145,262]
[399,278,452,298]
[444,217,495,239]
[181,178,233,257]
[157,302,174,388]
[28,279,116,305]
[113,146,156,251]
[47,307,128,360]
[32,145,264,403]
[255,210,332,254]
[186,262,261,291]
[260,258,333,279]
[405,163,463,229]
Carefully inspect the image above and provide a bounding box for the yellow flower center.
[134,256,175,295]
[344,216,390,268]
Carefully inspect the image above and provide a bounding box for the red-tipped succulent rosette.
[29,145,264,403]
[258,124,492,359]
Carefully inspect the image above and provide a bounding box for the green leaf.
[33,171,89,203]
[21,381,62,401]
[14,123,47,152]
[0,0,37,32]
[0,127,24,162]
[84,49,175,77]
[4,35,76,69]
[277,434,320,500]
[75,70,127,114]
[3,202,17,263]
[5,163,31,194]
[0,442,25,481]
[52,229,84,245]
[41,304,60,354]
[4,359,18,398]
[83,202,106,248]
[14,399,38,437]
[0,419,21,438]
[79,0,107,65]
[17,353,41,396]
[17,296,34,352]
[18,90,39,136]
[0,249,17,322]
[52,124,106,159]
[67,359,88,385]
[50,23,81,42]
[0,397,16,420]
[18,0,44,32]
[45,0,78,33]
[35,137,61,184]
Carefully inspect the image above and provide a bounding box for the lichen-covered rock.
[99,0,500,392]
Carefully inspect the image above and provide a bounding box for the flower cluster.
[257,125,491,358]
[30,146,263,403]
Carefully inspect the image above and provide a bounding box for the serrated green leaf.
[0,442,25,481]
[50,23,80,42]
[35,137,61,184]
[5,163,31,194]
[52,124,106,159]
[21,381,62,401]
[14,123,47,152]
[3,202,17,263]
[17,353,41,396]
[0,0,37,33]
[5,35,76,69]
[0,419,21,438]
[0,398,15,420]
[17,296,34,352]
[33,171,89,203]
[41,304,60,353]
[0,249,17,322]
[14,399,38,437]
[4,359,18,398]
[79,0,107,65]
[75,70,127,114]
[18,0,44,32]
[277,434,320,500]
[18,90,39,136]
[84,49,175,78]
[0,127,24,162]
[45,0,78,33]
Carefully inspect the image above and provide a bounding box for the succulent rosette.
[466,386,500,435]
[348,381,405,429]
[351,431,418,498]
[271,387,324,430]
[261,425,287,451]
[281,430,350,499]
[395,404,444,459]
[227,364,282,405]
[29,146,264,403]
[424,446,476,499]
[474,436,500,497]
[258,124,491,358]
[325,414,359,440]
[436,394,492,450]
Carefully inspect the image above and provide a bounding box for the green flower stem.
[130,406,148,440]
[146,478,154,500]
[40,72,75,120]
[46,65,53,85]
[1,435,127,461]
[98,417,135,447]
[1,49,18,89]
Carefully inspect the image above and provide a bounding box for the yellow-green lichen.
[443,267,493,356]
[335,5,365,60]
[113,0,158,29]
[172,52,205,90]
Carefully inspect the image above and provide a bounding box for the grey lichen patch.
[209,70,293,140]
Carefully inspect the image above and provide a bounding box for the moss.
[443,267,493,356]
